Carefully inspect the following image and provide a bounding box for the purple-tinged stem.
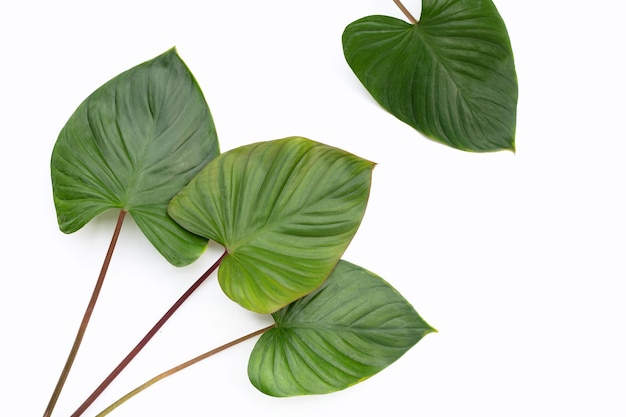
[96,324,276,416]
[393,0,418,24]
[70,250,227,417]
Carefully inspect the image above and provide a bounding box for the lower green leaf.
[248,260,435,397]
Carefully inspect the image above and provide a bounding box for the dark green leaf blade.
[51,48,219,266]
[168,137,374,313]
[248,260,435,396]
[342,0,517,152]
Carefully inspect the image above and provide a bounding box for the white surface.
[1,1,625,416]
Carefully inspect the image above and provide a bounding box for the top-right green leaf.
[342,0,517,152]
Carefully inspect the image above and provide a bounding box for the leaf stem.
[70,250,227,417]
[95,324,276,416]
[393,0,418,24]
[42,209,127,417]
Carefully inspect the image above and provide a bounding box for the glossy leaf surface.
[51,48,219,266]
[342,0,518,152]
[168,137,374,313]
[248,260,435,396]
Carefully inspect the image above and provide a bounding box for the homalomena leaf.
[168,137,374,314]
[51,48,219,266]
[342,0,517,152]
[248,260,435,396]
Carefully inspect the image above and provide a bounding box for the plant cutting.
[95,260,434,416]
[44,49,435,416]
[44,48,219,417]
[343,0,518,152]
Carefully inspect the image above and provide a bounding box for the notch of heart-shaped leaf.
[51,48,219,266]
[168,137,375,314]
[342,0,518,152]
[248,260,435,397]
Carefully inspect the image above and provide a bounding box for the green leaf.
[248,260,435,397]
[168,137,374,314]
[342,0,518,152]
[51,48,219,266]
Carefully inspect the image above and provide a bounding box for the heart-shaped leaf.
[168,137,374,314]
[342,0,518,152]
[248,260,435,397]
[51,48,219,266]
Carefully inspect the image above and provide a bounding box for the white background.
[1,1,625,416]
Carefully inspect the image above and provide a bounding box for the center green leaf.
[168,137,375,314]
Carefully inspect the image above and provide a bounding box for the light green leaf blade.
[168,137,374,313]
[51,48,219,266]
[342,0,517,152]
[248,260,435,397]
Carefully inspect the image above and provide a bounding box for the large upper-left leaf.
[51,48,219,266]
